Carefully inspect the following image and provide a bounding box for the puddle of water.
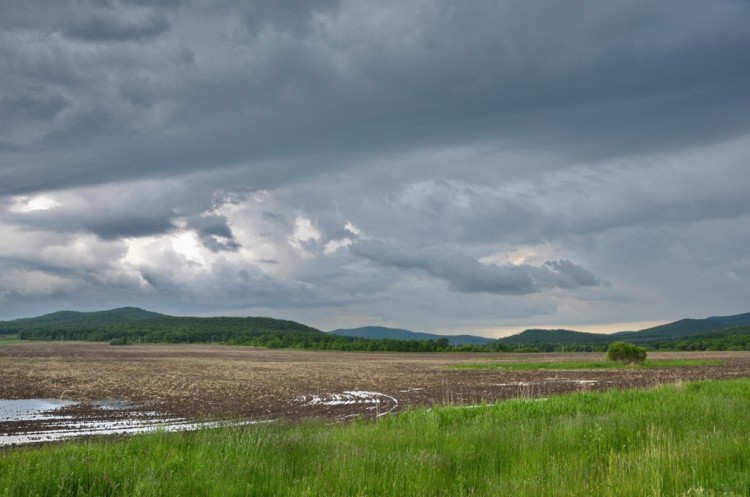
[0,399,264,447]
[1,417,262,446]
[92,399,132,410]
[0,399,76,421]
[294,391,399,417]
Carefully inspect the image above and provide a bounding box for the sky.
[1,0,750,337]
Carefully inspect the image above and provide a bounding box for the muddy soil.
[2,343,749,440]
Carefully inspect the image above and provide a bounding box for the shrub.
[109,337,129,346]
[607,341,647,365]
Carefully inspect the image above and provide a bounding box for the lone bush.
[607,341,647,365]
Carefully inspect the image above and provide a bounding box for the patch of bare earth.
[2,343,749,439]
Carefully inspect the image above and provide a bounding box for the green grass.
[0,335,19,345]
[2,379,749,497]
[450,358,726,370]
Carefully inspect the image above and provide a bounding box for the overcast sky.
[1,0,749,337]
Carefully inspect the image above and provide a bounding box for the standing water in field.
[0,398,253,446]
[0,399,76,421]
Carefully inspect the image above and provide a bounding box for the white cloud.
[0,268,79,298]
[10,195,61,213]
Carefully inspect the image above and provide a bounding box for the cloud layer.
[1,0,750,335]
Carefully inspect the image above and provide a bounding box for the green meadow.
[2,378,749,497]
[450,358,726,371]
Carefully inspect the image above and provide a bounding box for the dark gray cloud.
[3,184,179,239]
[63,13,171,42]
[1,0,749,334]
[350,240,602,295]
[1,0,749,194]
[241,0,343,34]
[185,214,241,252]
[1,86,69,120]
[531,260,602,290]
[96,0,182,8]
[137,256,338,309]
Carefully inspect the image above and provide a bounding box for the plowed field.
[2,343,749,441]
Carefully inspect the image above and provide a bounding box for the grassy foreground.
[2,380,749,497]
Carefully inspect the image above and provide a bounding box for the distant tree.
[607,341,647,365]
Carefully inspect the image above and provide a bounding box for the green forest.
[2,310,485,352]
[3,307,750,352]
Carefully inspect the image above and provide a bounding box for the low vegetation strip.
[1,379,749,497]
[450,358,726,370]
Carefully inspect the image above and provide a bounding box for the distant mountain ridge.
[0,307,166,334]
[3,307,749,350]
[329,326,493,346]
[500,312,750,346]
[615,312,750,339]
[0,307,322,341]
[499,328,609,346]
[0,307,491,351]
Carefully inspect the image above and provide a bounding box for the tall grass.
[2,379,749,496]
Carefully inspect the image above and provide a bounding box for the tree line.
[15,319,750,353]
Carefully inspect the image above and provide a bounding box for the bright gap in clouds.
[10,195,60,213]
[124,232,208,267]
[171,232,205,265]
[293,217,321,242]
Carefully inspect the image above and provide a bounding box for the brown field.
[2,342,750,436]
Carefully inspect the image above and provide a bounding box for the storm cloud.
[350,240,602,295]
[1,0,749,335]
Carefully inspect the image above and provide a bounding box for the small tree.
[607,341,647,365]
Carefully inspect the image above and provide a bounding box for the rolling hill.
[0,307,479,351]
[329,326,493,346]
[5,307,750,351]
[0,307,324,344]
[0,307,165,335]
[611,314,750,342]
[500,311,750,347]
[498,328,611,347]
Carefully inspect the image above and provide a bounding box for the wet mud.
[2,343,749,445]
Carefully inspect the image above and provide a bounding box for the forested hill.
[499,311,750,350]
[611,312,750,342]
[0,307,481,351]
[5,307,750,352]
[0,307,164,334]
[329,326,493,346]
[0,307,324,345]
[499,329,611,347]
